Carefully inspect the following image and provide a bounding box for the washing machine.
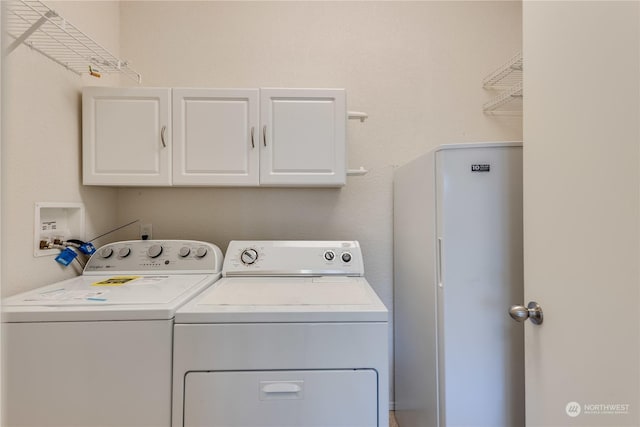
[2,239,223,427]
[172,240,389,427]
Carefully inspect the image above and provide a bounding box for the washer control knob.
[341,252,352,263]
[178,247,191,258]
[118,247,131,258]
[195,247,208,258]
[240,248,259,265]
[147,244,163,259]
[324,250,336,261]
[99,247,113,259]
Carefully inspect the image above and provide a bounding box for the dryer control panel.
[84,240,223,275]
[223,241,364,277]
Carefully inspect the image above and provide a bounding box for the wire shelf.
[483,52,522,115]
[483,81,522,115]
[483,52,523,89]
[5,0,141,83]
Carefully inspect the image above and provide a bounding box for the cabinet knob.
[262,125,267,147]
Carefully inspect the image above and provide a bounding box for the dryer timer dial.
[240,248,259,265]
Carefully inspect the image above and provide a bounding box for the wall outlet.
[140,223,152,240]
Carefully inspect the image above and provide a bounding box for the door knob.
[509,301,543,325]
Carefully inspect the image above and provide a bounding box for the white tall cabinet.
[394,143,524,427]
[83,87,346,187]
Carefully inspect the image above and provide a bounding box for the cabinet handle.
[437,237,443,288]
[262,125,267,147]
[250,126,255,148]
[160,126,167,148]
[262,383,302,394]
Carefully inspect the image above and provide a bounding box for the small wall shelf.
[483,52,522,115]
[5,0,141,83]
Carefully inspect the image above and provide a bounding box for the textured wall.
[1,1,122,297]
[117,1,522,404]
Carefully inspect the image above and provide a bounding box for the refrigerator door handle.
[437,237,443,288]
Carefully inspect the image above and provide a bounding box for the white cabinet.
[83,87,346,187]
[260,88,346,186]
[172,88,260,186]
[82,87,171,186]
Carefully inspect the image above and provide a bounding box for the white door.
[172,88,259,186]
[259,88,346,186]
[82,87,171,186]
[523,2,639,426]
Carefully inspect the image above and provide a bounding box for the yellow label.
[92,276,141,286]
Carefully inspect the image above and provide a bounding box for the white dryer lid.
[2,273,221,322]
[174,277,388,323]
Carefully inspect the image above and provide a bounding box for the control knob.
[99,247,113,259]
[118,247,131,258]
[147,244,163,259]
[324,250,336,261]
[240,248,259,265]
[341,252,352,263]
[178,247,191,258]
[195,247,208,258]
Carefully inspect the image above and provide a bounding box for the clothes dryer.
[2,240,223,427]
[172,240,388,427]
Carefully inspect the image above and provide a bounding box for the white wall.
[117,1,522,404]
[1,1,122,297]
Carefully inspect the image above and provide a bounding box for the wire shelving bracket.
[4,0,141,83]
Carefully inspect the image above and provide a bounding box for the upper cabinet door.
[259,88,346,187]
[172,89,259,186]
[82,87,171,186]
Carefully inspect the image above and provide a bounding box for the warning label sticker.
[92,276,141,286]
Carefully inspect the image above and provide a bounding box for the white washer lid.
[175,277,388,323]
[2,273,221,322]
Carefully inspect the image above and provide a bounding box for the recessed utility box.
[34,202,85,257]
